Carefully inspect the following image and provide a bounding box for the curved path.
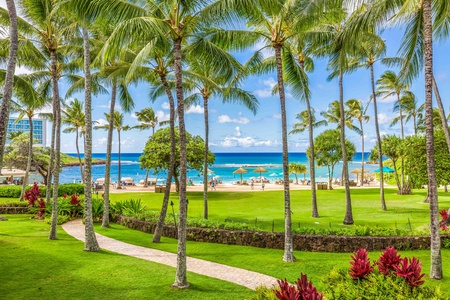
[62,219,278,290]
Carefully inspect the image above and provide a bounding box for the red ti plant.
[36,198,46,218]
[440,209,449,230]
[274,279,300,300]
[393,257,425,287]
[63,193,68,199]
[377,246,402,276]
[295,273,323,300]
[70,194,80,206]
[24,183,42,206]
[349,248,373,279]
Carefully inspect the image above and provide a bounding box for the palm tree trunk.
[46,111,56,202]
[432,76,450,153]
[76,128,83,183]
[20,115,33,201]
[0,0,18,171]
[173,38,189,288]
[398,96,405,191]
[117,129,121,189]
[153,74,176,243]
[274,45,295,262]
[370,64,386,210]
[102,83,116,228]
[423,0,442,279]
[360,120,364,186]
[306,99,318,218]
[203,96,209,219]
[49,50,61,240]
[339,72,353,225]
[144,169,149,187]
[82,26,100,251]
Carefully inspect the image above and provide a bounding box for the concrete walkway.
[62,219,278,290]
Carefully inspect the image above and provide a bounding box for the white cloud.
[253,40,273,59]
[220,136,280,148]
[94,137,108,148]
[155,110,170,122]
[161,102,170,110]
[186,104,203,114]
[253,77,277,98]
[130,113,138,119]
[272,114,281,119]
[217,114,250,124]
[94,118,108,127]
[377,113,390,125]
[234,126,241,137]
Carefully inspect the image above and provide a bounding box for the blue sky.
[3,1,450,154]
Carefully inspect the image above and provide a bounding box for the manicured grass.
[0,215,253,300]
[107,188,450,233]
[94,221,450,297]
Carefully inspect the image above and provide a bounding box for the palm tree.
[321,100,361,134]
[183,56,258,220]
[133,107,158,188]
[290,109,326,216]
[346,99,369,185]
[9,85,47,201]
[62,99,85,182]
[376,71,408,194]
[0,0,18,170]
[399,91,424,136]
[289,162,307,185]
[94,111,130,190]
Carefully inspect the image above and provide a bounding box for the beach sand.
[109,181,380,194]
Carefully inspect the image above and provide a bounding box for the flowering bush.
[377,246,401,276]
[393,257,425,287]
[349,248,373,279]
[274,273,322,300]
[25,183,45,219]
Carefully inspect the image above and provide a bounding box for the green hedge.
[0,183,85,198]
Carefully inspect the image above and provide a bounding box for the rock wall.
[113,215,448,253]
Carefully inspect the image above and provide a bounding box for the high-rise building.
[7,118,47,147]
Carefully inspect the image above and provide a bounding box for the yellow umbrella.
[253,166,268,183]
[350,168,368,182]
[232,167,249,183]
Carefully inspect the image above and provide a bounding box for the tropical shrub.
[25,183,45,219]
[322,247,443,299]
[274,274,322,300]
[0,183,85,198]
[440,209,449,231]
[246,286,278,300]
[349,248,373,279]
[91,198,104,222]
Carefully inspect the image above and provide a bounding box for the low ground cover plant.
[0,183,84,198]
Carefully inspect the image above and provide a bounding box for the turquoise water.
[60,152,377,184]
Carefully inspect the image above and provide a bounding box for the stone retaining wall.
[0,207,30,214]
[113,215,449,253]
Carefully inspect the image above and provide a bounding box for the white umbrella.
[269,173,277,177]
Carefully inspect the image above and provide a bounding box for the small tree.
[140,127,215,193]
[307,129,355,190]
[289,162,307,185]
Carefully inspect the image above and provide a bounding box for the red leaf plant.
[440,209,449,230]
[37,198,46,218]
[295,273,323,300]
[393,257,426,287]
[70,194,80,206]
[377,246,402,275]
[63,193,68,199]
[24,183,42,206]
[349,248,373,279]
[274,279,300,300]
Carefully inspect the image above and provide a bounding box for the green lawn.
[0,215,253,300]
[107,187,450,233]
[1,214,449,299]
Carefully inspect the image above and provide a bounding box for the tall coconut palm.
[133,107,158,188]
[290,109,326,213]
[183,56,258,220]
[62,98,85,182]
[94,111,130,190]
[376,70,408,194]
[398,91,424,136]
[346,99,370,184]
[0,0,18,170]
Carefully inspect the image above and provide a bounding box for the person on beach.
[261,182,265,191]
[251,179,254,190]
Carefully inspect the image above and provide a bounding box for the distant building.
[7,117,47,147]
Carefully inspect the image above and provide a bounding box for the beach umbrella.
[269,172,277,177]
[350,168,369,182]
[253,166,268,183]
[232,167,249,183]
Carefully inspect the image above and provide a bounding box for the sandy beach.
[109,181,380,194]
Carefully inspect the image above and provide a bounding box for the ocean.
[60,152,377,185]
